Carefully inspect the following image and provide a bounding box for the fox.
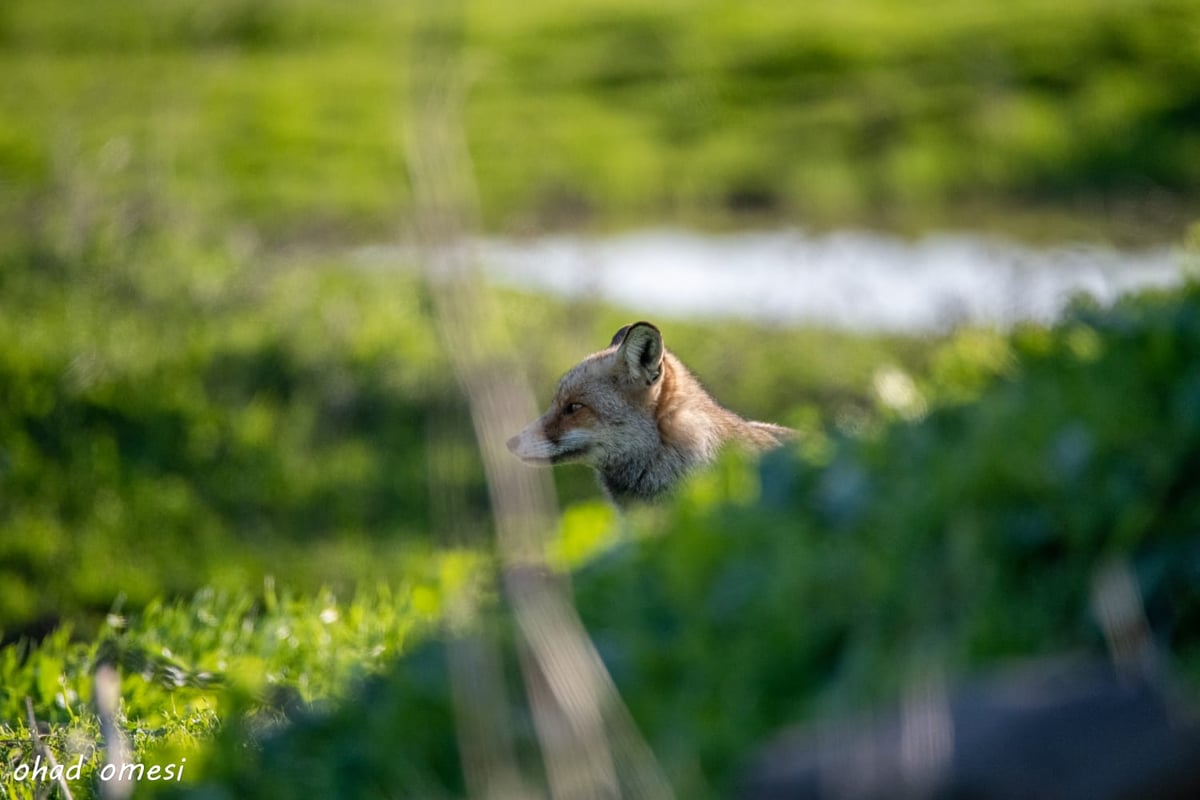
[507,321,793,505]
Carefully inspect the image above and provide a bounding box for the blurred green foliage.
[573,286,1200,794]
[0,226,927,633]
[0,245,461,630]
[3,0,1199,796]
[469,0,1200,236]
[153,282,1200,799]
[1,0,1197,242]
[0,575,469,799]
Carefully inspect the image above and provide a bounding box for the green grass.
[0,248,453,631]
[2,0,1198,243]
[2,268,1195,797]
[144,280,1198,800]
[3,0,1199,795]
[0,560,484,800]
[7,278,1193,799]
[0,221,943,634]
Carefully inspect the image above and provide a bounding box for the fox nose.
[506,434,520,453]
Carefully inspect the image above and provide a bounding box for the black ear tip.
[613,321,663,356]
[609,324,632,347]
[610,321,658,347]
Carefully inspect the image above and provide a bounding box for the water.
[363,228,1186,333]
[478,229,1185,332]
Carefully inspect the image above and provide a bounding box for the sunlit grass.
[1,0,1198,795]
[0,561,489,799]
[2,0,1197,240]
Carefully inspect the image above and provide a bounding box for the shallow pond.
[475,228,1184,332]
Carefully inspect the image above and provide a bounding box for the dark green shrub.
[170,282,1200,798]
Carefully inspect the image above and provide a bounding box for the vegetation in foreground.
[0,569,478,799]
[167,280,1200,800]
[4,0,1200,795]
[4,277,1196,799]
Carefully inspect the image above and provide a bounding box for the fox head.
[506,321,667,471]
[508,320,791,503]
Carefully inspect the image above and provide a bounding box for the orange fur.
[507,321,792,504]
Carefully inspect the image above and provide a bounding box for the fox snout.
[501,429,530,460]
[506,422,554,465]
[508,417,594,466]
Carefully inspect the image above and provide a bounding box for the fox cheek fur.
[505,412,595,466]
[508,321,793,504]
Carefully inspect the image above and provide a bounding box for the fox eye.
[562,402,584,416]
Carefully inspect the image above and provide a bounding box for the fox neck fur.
[596,348,788,503]
[507,321,792,505]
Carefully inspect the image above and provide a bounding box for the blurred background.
[1,0,1199,797]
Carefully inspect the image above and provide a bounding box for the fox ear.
[609,324,632,347]
[617,321,663,385]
